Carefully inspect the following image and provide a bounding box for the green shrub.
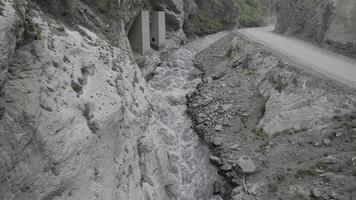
[234,0,263,27]
[96,0,119,15]
[194,11,223,36]
[254,127,268,139]
[240,116,248,126]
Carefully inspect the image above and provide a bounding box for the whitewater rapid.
[147,32,227,200]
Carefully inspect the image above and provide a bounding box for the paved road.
[238,26,356,89]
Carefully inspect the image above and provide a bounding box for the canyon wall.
[275,0,356,58]
[0,0,171,199]
[0,0,271,199]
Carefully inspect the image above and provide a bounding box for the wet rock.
[232,186,243,195]
[213,181,222,194]
[210,156,223,166]
[220,163,232,171]
[237,156,256,174]
[330,191,345,200]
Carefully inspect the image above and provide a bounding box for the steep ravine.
[143,32,227,200]
[0,0,266,199]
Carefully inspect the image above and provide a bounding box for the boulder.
[237,156,256,174]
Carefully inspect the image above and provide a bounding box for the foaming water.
[147,32,227,200]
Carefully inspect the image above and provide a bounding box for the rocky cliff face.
[0,0,244,199]
[0,0,170,199]
[275,0,356,58]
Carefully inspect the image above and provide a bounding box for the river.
[147,32,227,200]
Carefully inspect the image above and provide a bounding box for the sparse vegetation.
[315,160,328,169]
[12,1,43,43]
[95,0,120,16]
[240,116,248,126]
[295,168,318,178]
[234,0,264,27]
[71,80,83,96]
[268,183,278,193]
[254,127,268,139]
[194,11,223,36]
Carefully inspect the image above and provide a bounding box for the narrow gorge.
[0,0,355,200]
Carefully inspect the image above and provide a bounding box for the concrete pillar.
[128,10,150,55]
[150,11,166,50]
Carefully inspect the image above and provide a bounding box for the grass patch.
[240,116,248,127]
[254,127,268,140]
[295,168,318,178]
[273,128,308,138]
[315,160,328,169]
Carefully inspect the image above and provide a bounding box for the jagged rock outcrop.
[275,0,356,58]
[0,0,170,199]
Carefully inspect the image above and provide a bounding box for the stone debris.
[311,188,322,198]
[322,156,337,164]
[210,156,223,166]
[214,124,223,132]
[237,156,256,174]
[187,30,356,200]
[323,138,331,145]
[213,137,224,146]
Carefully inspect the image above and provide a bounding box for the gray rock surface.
[188,31,356,199]
[237,156,256,174]
[0,0,166,199]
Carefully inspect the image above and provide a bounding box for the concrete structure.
[128,11,150,55]
[150,11,166,50]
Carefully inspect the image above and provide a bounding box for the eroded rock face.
[0,0,169,199]
[275,0,356,58]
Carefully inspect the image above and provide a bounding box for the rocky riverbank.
[187,32,356,200]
